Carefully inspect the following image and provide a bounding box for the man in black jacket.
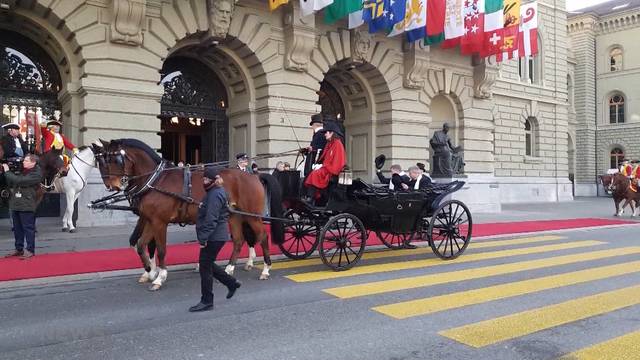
[402,166,432,191]
[189,166,241,312]
[302,114,326,176]
[376,164,409,190]
[1,123,28,160]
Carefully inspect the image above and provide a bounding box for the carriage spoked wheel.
[319,213,367,271]
[376,231,416,250]
[427,200,472,260]
[278,209,319,260]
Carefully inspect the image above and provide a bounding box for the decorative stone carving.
[472,55,499,99]
[110,0,146,46]
[403,42,430,89]
[283,5,315,71]
[351,30,371,63]
[207,0,236,40]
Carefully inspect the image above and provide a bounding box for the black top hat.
[46,120,63,127]
[416,163,426,171]
[2,123,20,131]
[375,154,386,170]
[323,121,343,138]
[309,114,323,126]
[236,152,249,160]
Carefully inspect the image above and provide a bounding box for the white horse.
[56,147,95,232]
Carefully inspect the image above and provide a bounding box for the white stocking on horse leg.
[138,256,157,283]
[149,268,168,291]
[225,264,235,276]
[244,247,256,271]
[259,264,271,280]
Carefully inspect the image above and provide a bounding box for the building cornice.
[568,7,640,35]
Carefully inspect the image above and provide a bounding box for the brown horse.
[600,173,640,217]
[92,139,284,291]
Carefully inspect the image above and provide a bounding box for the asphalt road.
[1,225,639,360]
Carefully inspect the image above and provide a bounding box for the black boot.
[188,302,213,312]
[226,281,241,299]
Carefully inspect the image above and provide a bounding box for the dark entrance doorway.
[0,30,62,218]
[159,57,228,165]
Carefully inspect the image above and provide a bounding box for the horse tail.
[259,173,285,245]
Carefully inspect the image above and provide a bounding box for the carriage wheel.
[278,209,319,260]
[427,200,472,260]
[319,213,367,271]
[376,231,416,250]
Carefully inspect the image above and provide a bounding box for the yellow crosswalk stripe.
[439,284,640,348]
[271,235,564,270]
[560,330,640,359]
[324,243,622,298]
[373,259,640,319]
[287,240,604,283]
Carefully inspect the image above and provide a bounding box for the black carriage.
[273,170,472,271]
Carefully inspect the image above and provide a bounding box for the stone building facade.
[0,0,571,225]
[569,0,640,196]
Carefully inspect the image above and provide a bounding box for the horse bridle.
[95,148,133,189]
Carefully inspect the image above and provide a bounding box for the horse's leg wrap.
[150,268,168,291]
[244,247,256,271]
[225,264,235,276]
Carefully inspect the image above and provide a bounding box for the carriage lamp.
[338,168,353,186]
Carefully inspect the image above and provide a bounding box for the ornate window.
[610,147,624,169]
[609,94,625,124]
[610,48,623,72]
[525,117,537,156]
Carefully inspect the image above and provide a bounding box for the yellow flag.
[269,0,289,11]
[503,0,521,28]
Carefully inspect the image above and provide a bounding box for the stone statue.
[208,0,235,39]
[352,30,371,63]
[430,123,464,177]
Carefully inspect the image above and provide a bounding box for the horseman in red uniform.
[303,121,346,204]
[40,120,78,176]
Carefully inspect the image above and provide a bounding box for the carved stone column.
[110,0,146,46]
[472,55,500,99]
[283,4,315,72]
[403,42,430,89]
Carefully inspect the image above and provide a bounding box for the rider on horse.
[40,120,78,176]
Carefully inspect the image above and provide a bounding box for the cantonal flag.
[325,0,363,24]
[517,2,538,57]
[496,0,521,62]
[269,0,289,11]
[442,0,465,49]
[349,9,365,28]
[460,0,485,55]
[405,0,427,42]
[387,0,409,37]
[425,0,446,45]
[300,0,334,17]
[481,0,504,56]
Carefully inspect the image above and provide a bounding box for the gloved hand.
[73,148,79,154]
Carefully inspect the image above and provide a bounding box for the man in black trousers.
[302,114,326,177]
[189,166,241,312]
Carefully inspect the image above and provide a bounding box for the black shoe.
[188,302,213,312]
[226,281,241,299]
[403,242,417,249]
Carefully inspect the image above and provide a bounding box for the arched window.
[610,148,624,169]
[525,117,536,156]
[609,94,625,124]
[610,47,623,72]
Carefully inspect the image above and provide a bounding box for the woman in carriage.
[303,121,346,204]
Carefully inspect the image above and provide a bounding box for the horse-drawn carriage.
[273,169,472,271]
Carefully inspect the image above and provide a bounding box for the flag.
[363,0,394,33]
[325,0,363,24]
[425,0,446,45]
[517,2,538,57]
[300,0,334,17]
[405,0,427,42]
[496,0,521,62]
[442,0,465,48]
[269,0,289,11]
[460,0,485,55]
[349,9,365,28]
[481,0,504,56]
[387,0,408,37]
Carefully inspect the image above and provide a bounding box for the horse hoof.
[69,229,77,233]
[259,274,270,280]
[244,264,253,271]
[148,284,161,291]
[61,227,68,232]
[138,276,150,283]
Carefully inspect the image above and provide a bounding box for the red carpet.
[0,218,634,282]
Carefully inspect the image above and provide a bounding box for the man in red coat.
[40,120,78,175]
[304,121,346,203]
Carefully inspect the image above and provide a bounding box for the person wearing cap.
[302,114,327,176]
[1,123,28,161]
[40,120,78,174]
[235,152,253,174]
[190,166,241,312]
[303,121,346,203]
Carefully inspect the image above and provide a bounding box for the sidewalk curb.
[1,222,638,291]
